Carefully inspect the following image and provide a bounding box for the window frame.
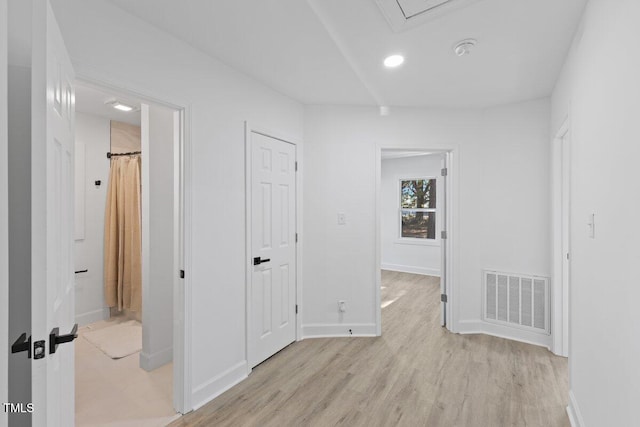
[397,176,439,245]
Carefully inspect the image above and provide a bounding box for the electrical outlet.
[338,300,347,312]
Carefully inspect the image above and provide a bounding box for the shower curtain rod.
[107,151,141,159]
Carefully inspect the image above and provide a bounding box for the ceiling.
[107,0,586,108]
[75,83,142,126]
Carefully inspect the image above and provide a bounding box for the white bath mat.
[83,320,142,359]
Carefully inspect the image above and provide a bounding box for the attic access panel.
[375,0,484,32]
[399,0,452,18]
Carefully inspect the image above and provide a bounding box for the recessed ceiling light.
[105,99,137,112]
[384,55,404,68]
[453,39,477,57]
[113,103,134,112]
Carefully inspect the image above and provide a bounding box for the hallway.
[172,271,569,427]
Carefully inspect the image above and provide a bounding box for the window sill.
[395,238,440,247]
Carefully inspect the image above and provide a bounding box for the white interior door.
[249,132,296,367]
[31,1,76,425]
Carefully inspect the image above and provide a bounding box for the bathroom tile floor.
[75,318,180,427]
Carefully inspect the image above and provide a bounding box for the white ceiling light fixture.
[384,54,405,68]
[104,99,138,112]
[453,39,477,57]
[113,103,134,112]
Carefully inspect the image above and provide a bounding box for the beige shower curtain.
[104,155,142,312]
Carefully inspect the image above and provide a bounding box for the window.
[400,178,436,239]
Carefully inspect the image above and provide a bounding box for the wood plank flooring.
[171,271,569,427]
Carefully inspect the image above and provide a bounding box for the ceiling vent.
[375,0,484,32]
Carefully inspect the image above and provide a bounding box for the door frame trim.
[74,74,193,414]
[375,146,459,334]
[244,122,302,373]
[551,116,570,357]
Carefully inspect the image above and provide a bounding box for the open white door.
[31,1,76,425]
[248,131,297,367]
[440,154,448,327]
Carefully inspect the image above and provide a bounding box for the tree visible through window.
[400,178,436,239]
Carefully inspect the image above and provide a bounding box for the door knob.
[49,324,78,354]
[253,257,271,265]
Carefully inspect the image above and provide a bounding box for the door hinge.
[295,233,298,243]
[441,167,448,176]
[566,252,570,261]
[441,294,448,303]
[180,270,185,279]
[295,304,298,314]
[441,230,447,239]
[295,161,298,172]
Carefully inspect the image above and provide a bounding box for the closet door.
[249,131,297,368]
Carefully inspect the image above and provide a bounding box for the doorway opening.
[73,81,184,425]
[376,148,453,334]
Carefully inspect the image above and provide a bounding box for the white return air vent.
[375,0,485,32]
[483,270,550,335]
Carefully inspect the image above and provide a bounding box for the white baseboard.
[381,263,440,277]
[301,323,377,339]
[567,390,585,427]
[140,346,173,371]
[191,361,247,410]
[457,320,552,350]
[75,307,109,327]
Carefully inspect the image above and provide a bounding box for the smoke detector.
[453,39,477,56]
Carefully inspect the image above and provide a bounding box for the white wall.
[50,0,304,409]
[141,103,175,371]
[74,112,110,326]
[0,0,9,425]
[551,1,640,425]
[381,155,442,276]
[303,101,550,343]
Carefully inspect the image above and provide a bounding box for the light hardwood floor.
[172,271,569,427]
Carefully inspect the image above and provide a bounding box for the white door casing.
[551,119,570,357]
[561,131,571,358]
[31,1,76,425]
[248,131,297,368]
